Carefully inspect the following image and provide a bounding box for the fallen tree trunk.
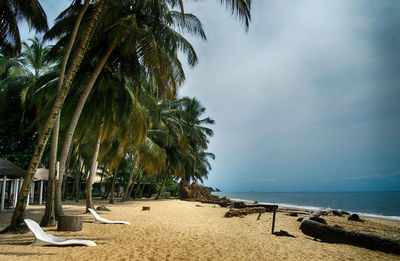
[230,202,278,212]
[240,204,278,212]
[300,220,400,255]
[225,207,265,218]
[200,200,230,207]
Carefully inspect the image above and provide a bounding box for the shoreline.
[0,199,399,260]
[213,191,400,222]
[229,197,400,222]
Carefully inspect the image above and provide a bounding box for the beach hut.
[0,158,25,211]
[0,159,50,210]
[33,168,49,205]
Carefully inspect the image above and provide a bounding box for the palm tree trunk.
[56,36,118,215]
[75,170,81,202]
[156,171,168,200]
[71,158,84,201]
[3,0,102,231]
[122,156,138,201]
[128,168,140,200]
[139,179,146,198]
[109,166,118,204]
[51,0,104,220]
[62,140,74,202]
[85,120,104,212]
[77,160,85,201]
[99,167,104,187]
[61,175,67,201]
[40,115,59,226]
[102,183,110,199]
[134,173,146,199]
[70,177,76,201]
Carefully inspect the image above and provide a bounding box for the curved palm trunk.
[122,156,138,201]
[85,120,104,212]
[40,115,59,226]
[3,0,102,231]
[56,37,118,215]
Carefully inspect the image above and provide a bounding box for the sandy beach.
[0,199,399,261]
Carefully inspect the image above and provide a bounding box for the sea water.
[213,191,400,221]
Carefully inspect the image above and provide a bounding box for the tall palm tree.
[5,0,250,231]
[0,0,48,55]
[4,0,103,232]
[168,97,215,197]
[53,0,205,211]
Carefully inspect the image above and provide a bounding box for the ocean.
[213,191,400,221]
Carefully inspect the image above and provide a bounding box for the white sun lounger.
[88,208,130,225]
[24,219,96,247]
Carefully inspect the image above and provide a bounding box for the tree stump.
[58,215,83,231]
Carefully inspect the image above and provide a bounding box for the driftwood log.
[57,215,83,231]
[231,203,278,212]
[274,230,296,238]
[225,207,266,218]
[200,200,230,207]
[300,220,400,255]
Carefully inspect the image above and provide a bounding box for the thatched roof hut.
[0,158,25,178]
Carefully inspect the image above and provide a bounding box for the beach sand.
[0,199,399,260]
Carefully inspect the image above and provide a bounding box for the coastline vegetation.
[0,0,252,232]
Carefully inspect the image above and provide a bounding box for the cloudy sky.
[23,0,400,192]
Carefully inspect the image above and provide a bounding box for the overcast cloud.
[179,0,400,192]
[22,1,400,192]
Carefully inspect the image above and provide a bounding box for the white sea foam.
[357,213,400,221]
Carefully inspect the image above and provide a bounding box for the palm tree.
[53,0,206,210]
[169,97,215,197]
[0,0,48,55]
[4,0,250,231]
[0,37,58,227]
[4,0,103,232]
[217,0,251,29]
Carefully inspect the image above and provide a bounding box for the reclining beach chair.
[24,219,96,247]
[88,208,130,225]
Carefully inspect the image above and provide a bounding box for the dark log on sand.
[225,207,266,218]
[232,203,278,212]
[274,230,296,238]
[200,200,230,207]
[300,220,400,255]
[57,216,83,231]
